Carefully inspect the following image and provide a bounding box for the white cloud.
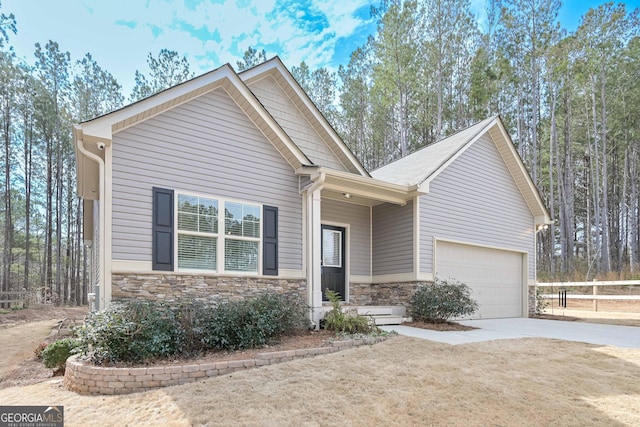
[4,0,377,95]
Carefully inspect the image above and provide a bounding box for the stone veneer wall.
[112,274,306,304]
[64,337,385,395]
[528,285,536,317]
[349,281,431,312]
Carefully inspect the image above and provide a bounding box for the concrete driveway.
[380,317,640,349]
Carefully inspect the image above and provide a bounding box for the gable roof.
[371,116,551,225]
[240,57,369,177]
[74,63,318,198]
[75,63,314,167]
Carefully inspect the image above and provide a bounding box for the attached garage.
[436,240,525,319]
[372,116,551,318]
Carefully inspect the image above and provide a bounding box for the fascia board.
[493,119,551,225]
[76,63,311,170]
[242,57,369,177]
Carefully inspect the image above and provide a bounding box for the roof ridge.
[372,116,498,175]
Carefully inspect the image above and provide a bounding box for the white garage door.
[436,241,524,319]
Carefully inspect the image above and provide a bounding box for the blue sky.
[3,0,638,96]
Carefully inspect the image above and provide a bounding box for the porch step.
[355,306,406,317]
[371,315,412,326]
[352,306,410,326]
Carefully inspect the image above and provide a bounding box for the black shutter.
[263,205,278,276]
[152,187,174,271]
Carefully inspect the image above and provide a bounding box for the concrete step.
[355,306,406,317]
[370,315,412,326]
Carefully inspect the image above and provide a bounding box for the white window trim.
[174,191,263,275]
[322,229,343,268]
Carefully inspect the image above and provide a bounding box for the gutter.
[306,171,326,194]
[76,138,106,311]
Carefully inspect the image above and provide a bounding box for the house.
[74,57,550,324]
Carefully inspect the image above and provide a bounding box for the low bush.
[75,294,310,364]
[203,293,310,350]
[41,338,80,371]
[34,342,48,359]
[74,300,183,365]
[535,287,549,315]
[322,290,377,334]
[410,278,478,323]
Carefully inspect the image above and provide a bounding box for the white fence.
[537,280,640,311]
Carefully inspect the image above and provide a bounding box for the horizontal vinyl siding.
[420,133,535,279]
[111,88,303,270]
[372,201,413,275]
[321,199,371,276]
[248,76,347,171]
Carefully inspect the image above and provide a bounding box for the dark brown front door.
[321,225,346,301]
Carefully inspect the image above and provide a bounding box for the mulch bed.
[532,314,580,321]
[404,321,478,331]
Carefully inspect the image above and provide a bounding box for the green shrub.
[322,290,377,334]
[75,294,310,364]
[410,278,478,323]
[41,338,80,370]
[535,287,549,315]
[74,300,184,365]
[203,293,310,350]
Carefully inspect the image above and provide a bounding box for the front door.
[321,225,346,301]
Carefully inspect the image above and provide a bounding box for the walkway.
[380,317,640,349]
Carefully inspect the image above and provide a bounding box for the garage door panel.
[436,241,523,319]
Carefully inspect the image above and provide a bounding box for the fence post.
[593,284,598,312]
[558,289,567,308]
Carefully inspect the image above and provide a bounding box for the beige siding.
[248,76,348,171]
[111,88,303,271]
[321,199,371,276]
[420,133,535,280]
[372,201,414,275]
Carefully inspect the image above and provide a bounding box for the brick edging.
[64,337,381,395]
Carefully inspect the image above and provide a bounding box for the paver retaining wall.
[64,337,383,395]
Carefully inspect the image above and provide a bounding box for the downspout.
[76,139,105,311]
[306,172,325,328]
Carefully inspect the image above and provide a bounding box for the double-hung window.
[176,193,261,273]
[224,202,260,272]
[177,195,218,270]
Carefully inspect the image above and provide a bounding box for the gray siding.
[248,76,348,171]
[111,88,303,271]
[419,133,535,279]
[321,199,371,276]
[372,201,414,275]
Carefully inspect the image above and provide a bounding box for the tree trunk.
[599,70,611,272]
[2,95,12,305]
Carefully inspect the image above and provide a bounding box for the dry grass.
[0,320,56,379]
[0,306,88,328]
[1,336,639,426]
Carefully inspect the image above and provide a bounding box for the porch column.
[310,187,323,326]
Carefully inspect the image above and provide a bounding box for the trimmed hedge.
[74,294,310,365]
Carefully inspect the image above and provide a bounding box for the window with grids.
[176,194,261,273]
[177,194,218,270]
[224,202,260,272]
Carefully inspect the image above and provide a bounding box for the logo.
[0,406,64,427]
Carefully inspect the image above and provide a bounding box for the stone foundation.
[528,285,536,317]
[349,281,431,311]
[112,273,306,304]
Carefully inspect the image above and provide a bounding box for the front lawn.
[1,336,638,426]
